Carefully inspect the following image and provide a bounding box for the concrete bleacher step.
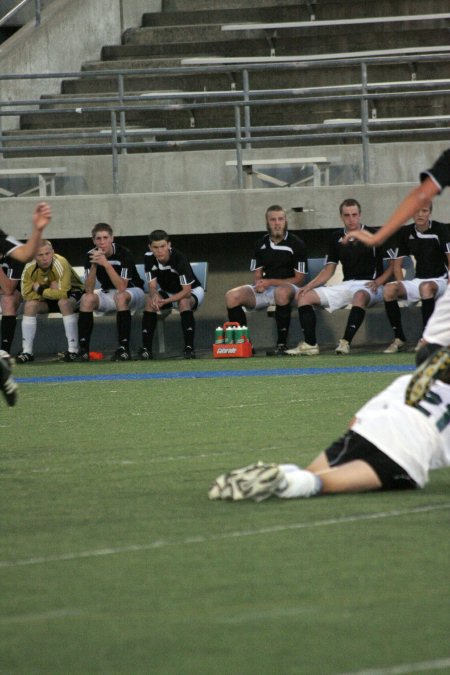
[162,0,449,12]
[142,4,313,27]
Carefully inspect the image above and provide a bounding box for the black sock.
[227,305,246,327]
[1,315,16,353]
[275,304,291,345]
[421,298,435,328]
[142,311,157,350]
[384,300,406,341]
[78,311,93,351]
[298,305,316,345]
[116,310,131,350]
[180,310,195,349]
[343,306,366,343]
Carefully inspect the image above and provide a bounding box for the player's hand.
[365,281,378,292]
[254,279,269,293]
[89,249,107,267]
[32,202,52,230]
[342,229,375,246]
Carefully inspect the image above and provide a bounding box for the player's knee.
[383,282,398,301]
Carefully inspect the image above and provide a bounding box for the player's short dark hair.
[148,229,170,244]
[91,222,113,238]
[339,198,361,215]
[265,205,286,218]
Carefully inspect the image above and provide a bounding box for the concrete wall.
[0,0,161,130]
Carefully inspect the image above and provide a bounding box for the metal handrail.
[0,51,449,191]
[0,0,41,28]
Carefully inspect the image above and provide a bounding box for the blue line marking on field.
[16,364,415,385]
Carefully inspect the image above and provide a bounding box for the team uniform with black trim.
[83,243,145,313]
[420,151,450,346]
[386,220,450,304]
[248,231,307,309]
[0,257,23,288]
[315,226,385,311]
[144,248,205,309]
[0,230,22,259]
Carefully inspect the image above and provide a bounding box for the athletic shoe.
[0,350,18,407]
[208,461,283,502]
[78,349,90,362]
[184,347,196,359]
[266,344,288,356]
[414,339,425,352]
[335,339,350,355]
[15,351,34,364]
[138,346,153,361]
[286,341,319,356]
[383,338,406,354]
[60,350,80,362]
[111,347,131,362]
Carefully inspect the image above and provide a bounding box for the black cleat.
[266,344,288,357]
[15,351,34,364]
[184,347,196,359]
[138,347,153,361]
[0,350,18,407]
[111,347,131,362]
[60,351,80,362]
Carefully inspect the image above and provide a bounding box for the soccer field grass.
[1,354,449,674]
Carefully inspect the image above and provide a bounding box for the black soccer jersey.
[250,232,307,279]
[144,248,201,293]
[386,221,450,279]
[0,230,22,258]
[421,149,450,193]
[325,226,384,280]
[0,256,23,281]
[84,243,144,292]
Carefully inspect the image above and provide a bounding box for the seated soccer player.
[17,240,83,363]
[139,229,205,360]
[209,347,450,502]
[77,222,145,361]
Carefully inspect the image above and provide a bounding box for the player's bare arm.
[298,263,335,296]
[90,249,128,292]
[11,202,52,263]
[0,267,17,295]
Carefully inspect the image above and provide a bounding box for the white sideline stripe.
[337,656,450,675]
[1,503,449,569]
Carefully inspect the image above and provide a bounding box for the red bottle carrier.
[213,322,253,358]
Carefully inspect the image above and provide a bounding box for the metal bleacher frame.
[1,48,450,192]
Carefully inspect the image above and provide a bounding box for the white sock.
[21,316,37,354]
[63,314,79,352]
[276,464,322,499]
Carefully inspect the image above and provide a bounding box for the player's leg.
[383,281,407,353]
[17,300,41,363]
[58,296,80,361]
[179,288,204,359]
[0,290,21,354]
[140,292,158,360]
[225,284,256,327]
[286,289,321,355]
[78,291,100,359]
[337,289,369,354]
[271,284,296,353]
[422,283,450,348]
[419,280,438,331]
[112,289,133,359]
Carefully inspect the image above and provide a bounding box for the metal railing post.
[360,62,370,184]
[111,111,120,194]
[234,105,244,189]
[118,74,127,155]
[242,69,252,149]
[35,0,41,26]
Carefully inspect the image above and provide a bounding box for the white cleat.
[383,338,406,354]
[208,462,283,502]
[285,341,319,356]
[335,339,350,355]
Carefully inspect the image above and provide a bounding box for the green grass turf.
[1,354,449,674]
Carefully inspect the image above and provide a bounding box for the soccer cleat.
[266,344,288,357]
[335,339,350,355]
[0,350,18,407]
[405,347,450,406]
[60,350,80,362]
[15,351,34,364]
[184,347,196,359]
[286,341,319,356]
[208,462,283,502]
[111,347,131,362]
[138,346,153,361]
[383,338,406,354]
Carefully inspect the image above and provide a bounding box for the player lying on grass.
[209,347,450,502]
